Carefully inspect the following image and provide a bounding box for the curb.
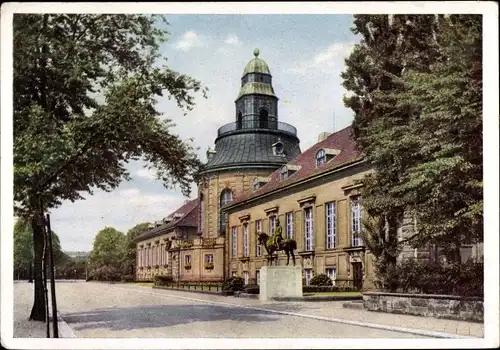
[273,295,363,302]
[152,285,226,296]
[56,312,77,338]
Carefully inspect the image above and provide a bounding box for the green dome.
[242,48,271,76]
[236,82,277,101]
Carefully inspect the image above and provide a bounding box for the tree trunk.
[28,261,33,283]
[29,217,46,321]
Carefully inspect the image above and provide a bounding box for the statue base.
[259,265,302,301]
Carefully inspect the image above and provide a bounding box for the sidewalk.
[13,281,76,338]
[257,301,484,338]
[13,283,47,338]
[123,284,484,338]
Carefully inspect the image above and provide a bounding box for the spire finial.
[253,48,260,57]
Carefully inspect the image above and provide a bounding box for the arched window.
[237,112,243,130]
[259,108,269,129]
[316,149,326,167]
[219,189,234,234]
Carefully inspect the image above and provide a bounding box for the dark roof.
[202,131,301,173]
[225,126,362,207]
[134,198,199,242]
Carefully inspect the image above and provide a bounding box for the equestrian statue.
[257,218,297,266]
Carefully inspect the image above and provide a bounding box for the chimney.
[206,147,216,161]
[317,132,332,142]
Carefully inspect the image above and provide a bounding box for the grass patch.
[302,291,362,297]
[132,282,154,287]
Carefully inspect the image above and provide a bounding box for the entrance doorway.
[352,262,363,291]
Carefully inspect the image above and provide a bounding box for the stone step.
[342,301,364,310]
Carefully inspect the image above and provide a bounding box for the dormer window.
[280,166,288,180]
[316,148,341,167]
[252,176,271,191]
[252,177,260,191]
[316,149,326,167]
[272,139,284,156]
[280,164,301,181]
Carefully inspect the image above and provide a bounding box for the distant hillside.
[64,251,90,258]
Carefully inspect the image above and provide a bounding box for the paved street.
[13,281,434,338]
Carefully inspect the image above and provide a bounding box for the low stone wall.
[363,292,483,322]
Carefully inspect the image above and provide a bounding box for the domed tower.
[198,49,301,238]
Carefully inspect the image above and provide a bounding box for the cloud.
[174,31,206,52]
[49,185,192,251]
[287,42,355,75]
[135,168,156,181]
[224,34,242,46]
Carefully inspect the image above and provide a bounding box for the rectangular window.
[205,254,214,263]
[184,255,192,267]
[269,215,276,234]
[244,271,249,285]
[304,207,313,251]
[243,224,249,257]
[351,196,363,247]
[305,269,313,286]
[256,220,262,257]
[326,202,336,249]
[286,212,294,239]
[256,270,260,285]
[232,226,237,257]
[326,267,336,286]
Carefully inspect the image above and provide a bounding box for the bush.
[222,276,245,292]
[122,274,135,283]
[310,274,333,286]
[302,285,357,293]
[245,285,260,294]
[89,265,122,281]
[154,275,173,286]
[381,259,484,297]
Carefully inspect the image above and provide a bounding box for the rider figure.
[274,218,284,251]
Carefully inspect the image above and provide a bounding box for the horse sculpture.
[257,230,297,266]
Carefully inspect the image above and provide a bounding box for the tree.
[14,219,33,281]
[14,218,67,281]
[89,227,126,271]
[13,14,207,320]
[393,15,482,258]
[122,222,151,276]
[341,15,440,281]
[342,15,482,279]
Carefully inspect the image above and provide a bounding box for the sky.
[48,14,361,252]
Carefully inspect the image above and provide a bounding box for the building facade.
[223,126,378,289]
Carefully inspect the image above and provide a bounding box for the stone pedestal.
[259,265,302,301]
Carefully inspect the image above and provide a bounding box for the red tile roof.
[226,125,363,208]
[134,198,200,242]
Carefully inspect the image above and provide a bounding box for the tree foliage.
[13,14,207,319]
[14,218,34,270]
[342,15,482,270]
[89,227,126,269]
[14,218,67,271]
[122,222,151,275]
